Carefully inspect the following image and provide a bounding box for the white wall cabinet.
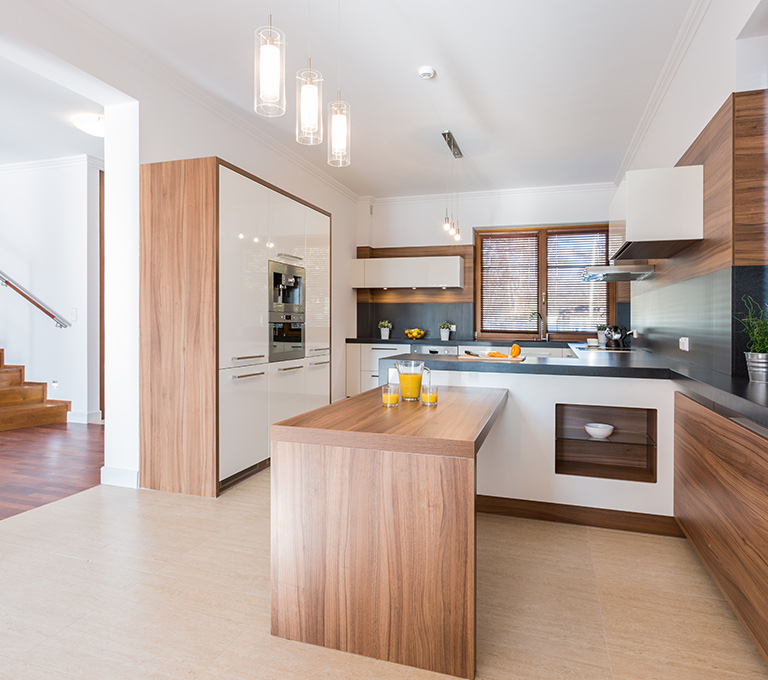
[269,191,306,265]
[218,166,270,369]
[218,365,269,482]
[351,256,464,289]
[305,207,331,355]
[346,343,411,396]
[610,165,703,260]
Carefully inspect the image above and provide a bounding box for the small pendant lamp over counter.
[296,0,323,145]
[328,0,351,166]
[254,3,286,118]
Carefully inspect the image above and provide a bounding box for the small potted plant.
[378,320,393,340]
[736,296,768,382]
[438,321,452,341]
[596,324,608,346]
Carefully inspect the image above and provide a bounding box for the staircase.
[0,349,71,431]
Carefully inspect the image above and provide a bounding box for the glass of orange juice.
[395,360,428,401]
[421,383,438,405]
[381,383,399,407]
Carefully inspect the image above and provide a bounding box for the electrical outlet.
[52,380,59,389]
[450,325,456,332]
[679,337,690,352]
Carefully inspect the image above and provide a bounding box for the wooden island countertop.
[271,385,508,457]
[270,385,508,679]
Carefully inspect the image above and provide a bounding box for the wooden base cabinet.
[675,393,768,665]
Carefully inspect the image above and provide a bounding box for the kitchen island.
[270,385,508,679]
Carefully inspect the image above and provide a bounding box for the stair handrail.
[0,268,71,328]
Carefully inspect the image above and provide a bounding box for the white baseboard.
[100,466,139,488]
[67,411,103,424]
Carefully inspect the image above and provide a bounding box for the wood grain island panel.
[270,386,508,679]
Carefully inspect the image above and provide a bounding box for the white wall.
[628,0,762,171]
[735,34,768,91]
[0,155,101,422]
[365,183,616,248]
[0,0,359,487]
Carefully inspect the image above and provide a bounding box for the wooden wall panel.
[734,89,768,266]
[635,96,734,295]
[355,245,474,303]
[271,441,476,679]
[140,157,218,497]
[675,393,768,665]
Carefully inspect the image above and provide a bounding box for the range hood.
[582,264,654,282]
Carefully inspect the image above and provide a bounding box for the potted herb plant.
[438,321,452,341]
[596,324,608,346]
[736,296,768,382]
[378,320,393,340]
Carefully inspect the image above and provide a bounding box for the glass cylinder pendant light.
[328,97,351,166]
[254,6,286,117]
[327,0,350,166]
[296,0,322,145]
[296,64,323,144]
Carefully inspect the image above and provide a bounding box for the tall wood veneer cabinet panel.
[675,393,768,664]
[140,157,219,497]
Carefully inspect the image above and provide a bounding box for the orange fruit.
[509,344,521,358]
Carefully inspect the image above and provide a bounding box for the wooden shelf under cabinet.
[555,404,657,483]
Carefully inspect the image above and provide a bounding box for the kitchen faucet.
[531,311,549,342]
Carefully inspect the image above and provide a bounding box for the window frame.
[475,224,616,341]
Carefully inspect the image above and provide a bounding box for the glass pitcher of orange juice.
[395,360,430,401]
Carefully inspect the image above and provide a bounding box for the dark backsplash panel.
[357,302,474,341]
[732,266,768,375]
[632,266,768,377]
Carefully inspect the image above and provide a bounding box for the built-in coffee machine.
[268,260,305,362]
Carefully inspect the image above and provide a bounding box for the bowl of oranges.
[405,328,425,339]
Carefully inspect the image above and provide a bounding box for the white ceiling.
[0,57,103,166]
[2,0,695,198]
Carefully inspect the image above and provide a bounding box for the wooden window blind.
[546,231,608,332]
[480,233,539,332]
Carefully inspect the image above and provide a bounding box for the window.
[478,226,611,338]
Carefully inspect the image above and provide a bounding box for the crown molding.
[33,0,359,204]
[0,154,93,175]
[614,0,713,184]
[374,182,616,206]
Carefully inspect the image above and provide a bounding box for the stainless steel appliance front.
[269,312,305,362]
[269,260,305,315]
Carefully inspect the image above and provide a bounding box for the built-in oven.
[269,312,305,362]
[269,260,304,314]
[268,260,306,362]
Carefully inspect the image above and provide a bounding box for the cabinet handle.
[232,354,265,361]
[290,345,303,349]
[310,360,330,366]
[371,374,378,378]
[278,253,304,261]
[232,371,265,380]
[278,365,305,372]
[309,347,330,352]
[371,347,392,351]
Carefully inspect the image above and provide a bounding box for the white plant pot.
[597,330,607,346]
[440,328,450,341]
[380,328,390,340]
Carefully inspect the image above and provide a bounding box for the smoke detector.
[417,65,436,80]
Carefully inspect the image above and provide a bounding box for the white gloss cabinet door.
[305,357,331,412]
[269,191,306,265]
[305,207,331,356]
[218,366,269,482]
[268,359,307,424]
[218,166,270,369]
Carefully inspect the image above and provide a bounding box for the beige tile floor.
[1,469,767,680]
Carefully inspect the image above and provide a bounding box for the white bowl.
[584,422,614,439]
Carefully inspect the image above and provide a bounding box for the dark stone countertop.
[375,344,768,431]
[345,337,573,348]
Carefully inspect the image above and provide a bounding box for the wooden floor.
[0,423,104,520]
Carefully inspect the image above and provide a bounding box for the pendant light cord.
[337,0,342,103]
